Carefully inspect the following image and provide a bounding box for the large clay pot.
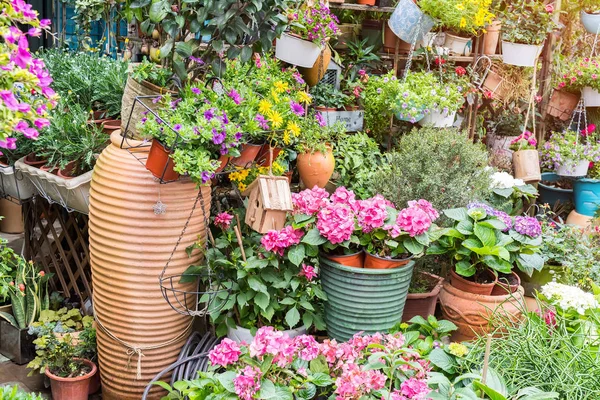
[299,46,332,87]
[402,272,444,322]
[297,147,335,189]
[255,144,282,167]
[513,149,541,183]
[439,282,525,341]
[565,210,593,228]
[364,251,413,269]
[547,89,580,121]
[45,359,97,400]
[483,20,501,55]
[449,268,497,295]
[89,131,210,400]
[321,250,365,269]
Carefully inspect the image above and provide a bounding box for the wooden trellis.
[22,197,92,310]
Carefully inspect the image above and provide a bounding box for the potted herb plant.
[510,130,541,183]
[276,2,340,68]
[580,0,600,34]
[500,0,557,67]
[557,56,600,107]
[542,130,600,177]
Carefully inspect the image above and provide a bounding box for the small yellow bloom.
[298,91,312,104]
[258,99,272,114]
[460,17,467,28]
[456,3,465,10]
[283,131,291,145]
[286,121,300,137]
[448,343,469,357]
[274,80,289,94]
[238,183,247,192]
[267,110,283,129]
[271,89,280,104]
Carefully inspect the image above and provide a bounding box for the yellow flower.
[238,183,247,192]
[286,121,300,137]
[448,343,469,357]
[272,162,285,175]
[267,110,283,129]
[298,91,312,104]
[283,131,291,145]
[259,99,272,114]
[271,89,281,104]
[456,3,465,10]
[274,80,289,94]
[460,17,467,28]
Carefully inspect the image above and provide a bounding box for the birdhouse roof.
[242,175,293,211]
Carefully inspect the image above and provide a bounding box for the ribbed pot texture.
[320,257,414,342]
[89,131,210,400]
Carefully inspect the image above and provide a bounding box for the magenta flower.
[22,128,39,139]
[233,366,261,400]
[396,206,432,237]
[357,195,388,233]
[39,19,51,29]
[290,101,304,116]
[292,71,305,84]
[260,225,303,256]
[255,114,270,130]
[315,112,326,127]
[514,216,542,237]
[317,203,355,244]
[191,87,201,95]
[294,334,320,361]
[228,89,241,105]
[208,338,241,367]
[407,199,439,222]
[292,186,329,215]
[400,377,431,398]
[330,187,357,209]
[33,118,50,129]
[0,90,20,111]
[214,212,233,230]
[299,264,318,282]
[11,36,32,69]
[0,138,17,150]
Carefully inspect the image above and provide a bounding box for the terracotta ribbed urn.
[89,131,210,400]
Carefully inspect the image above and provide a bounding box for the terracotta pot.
[358,0,376,4]
[23,153,46,168]
[45,359,97,400]
[513,150,541,183]
[322,250,365,268]
[0,199,24,234]
[483,20,501,55]
[449,268,497,295]
[439,281,525,341]
[297,147,335,189]
[57,161,76,179]
[92,110,107,120]
[215,155,230,173]
[482,70,505,101]
[383,23,404,53]
[491,271,521,295]
[89,131,210,400]
[146,140,180,182]
[299,46,332,87]
[101,119,122,135]
[256,144,282,167]
[40,164,58,174]
[88,367,101,394]
[315,106,338,112]
[364,251,413,269]
[565,210,593,229]
[402,272,444,322]
[547,89,580,121]
[231,143,263,167]
[344,105,360,111]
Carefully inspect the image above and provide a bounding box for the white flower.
[490,171,525,189]
[541,282,599,315]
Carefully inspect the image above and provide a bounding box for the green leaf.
[299,301,315,311]
[288,244,305,266]
[444,208,469,221]
[479,219,507,231]
[130,0,151,8]
[293,213,314,224]
[302,228,327,246]
[285,307,300,328]
[159,39,174,59]
[248,276,268,294]
[258,380,293,400]
[218,371,238,393]
[474,224,496,247]
[462,238,483,250]
[309,355,330,374]
[436,319,458,333]
[483,256,512,274]
[254,292,270,311]
[296,383,317,400]
[427,348,457,374]
[151,381,173,392]
[149,0,168,22]
[493,187,514,198]
[456,220,474,235]
[175,41,193,58]
[444,228,466,239]
[403,238,424,255]
[402,330,420,346]
[240,46,253,63]
[414,233,430,246]
[518,253,544,272]
[310,372,334,387]
[473,381,507,400]
[455,260,475,277]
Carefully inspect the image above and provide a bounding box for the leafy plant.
[489,108,525,137]
[309,83,348,109]
[0,238,20,304]
[130,58,173,88]
[92,57,129,119]
[541,130,600,172]
[0,385,44,400]
[343,38,382,76]
[419,0,495,36]
[557,56,600,92]
[32,308,90,331]
[369,128,492,212]
[501,0,558,45]
[75,320,97,363]
[363,72,401,141]
[487,171,538,216]
[294,114,344,154]
[287,1,340,46]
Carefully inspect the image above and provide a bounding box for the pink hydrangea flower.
[299,264,317,281]
[214,212,234,230]
[260,225,303,256]
[330,187,357,209]
[292,186,330,215]
[249,327,297,367]
[335,363,387,399]
[396,206,432,237]
[400,378,431,399]
[233,366,261,400]
[208,338,241,367]
[407,199,439,222]
[294,334,320,361]
[317,203,355,244]
[357,195,389,232]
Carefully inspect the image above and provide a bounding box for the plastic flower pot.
[444,33,473,56]
[320,256,415,342]
[402,272,444,322]
[231,143,263,168]
[573,178,600,217]
[297,147,335,189]
[227,325,307,344]
[582,87,600,107]
[364,251,413,269]
[449,268,497,296]
[275,33,323,68]
[490,271,521,296]
[321,250,365,268]
[145,140,180,182]
[581,10,600,34]
[45,359,97,400]
[538,172,573,207]
[418,110,456,128]
[483,20,502,55]
[501,41,544,67]
[512,150,541,183]
[388,0,435,44]
[556,159,589,177]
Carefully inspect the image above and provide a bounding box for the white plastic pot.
[444,33,472,56]
[501,41,544,67]
[0,164,35,200]
[418,110,457,128]
[275,33,323,68]
[556,159,590,177]
[582,87,600,107]
[227,325,308,344]
[581,10,600,34]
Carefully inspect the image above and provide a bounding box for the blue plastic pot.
[581,10,600,34]
[388,0,435,44]
[538,172,573,208]
[573,178,600,217]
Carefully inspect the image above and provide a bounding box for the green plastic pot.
[320,256,414,342]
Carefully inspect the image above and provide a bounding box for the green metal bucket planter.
[319,257,414,342]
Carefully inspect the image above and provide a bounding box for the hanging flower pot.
[388,0,435,44]
[556,159,589,177]
[547,89,580,121]
[501,41,544,67]
[321,249,365,268]
[581,10,600,34]
[402,272,444,322]
[255,144,282,167]
[483,20,502,55]
[45,359,97,400]
[299,46,332,87]
[275,33,323,68]
[231,143,263,168]
[383,22,411,53]
[513,150,541,183]
[296,146,335,189]
[444,33,473,56]
[145,140,180,182]
[582,86,600,107]
[364,251,413,269]
[490,271,521,295]
[573,178,600,217]
[418,109,456,128]
[449,268,497,296]
[482,69,506,101]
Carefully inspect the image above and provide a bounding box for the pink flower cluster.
[299,264,317,281]
[292,186,330,215]
[396,203,435,238]
[510,131,537,151]
[233,366,261,400]
[208,338,241,367]
[214,212,233,230]
[356,195,389,233]
[250,327,319,367]
[335,363,387,399]
[260,225,303,256]
[317,203,355,244]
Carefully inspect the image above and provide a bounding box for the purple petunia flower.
[293,72,305,84]
[227,89,241,105]
[212,128,226,145]
[173,124,182,131]
[290,101,304,116]
[152,96,162,104]
[204,108,214,121]
[315,112,326,127]
[201,171,213,184]
[189,56,204,65]
[170,98,181,109]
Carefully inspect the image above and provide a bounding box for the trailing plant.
[541,130,600,172]
[287,1,340,46]
[500,0,557,45]
[369,128,492,212]
[557,56,600,92]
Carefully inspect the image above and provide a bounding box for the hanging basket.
[388,0,435,44]
[501,41,544,67]
[582,87,600,107]
[275,33,323,68]
[512,150,541,183]
[556,159,590,177]
[581,10,600,34]
[418,110,456,128]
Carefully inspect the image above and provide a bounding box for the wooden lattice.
[22,197,92,311]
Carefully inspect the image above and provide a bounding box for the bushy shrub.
[368,127,492,211]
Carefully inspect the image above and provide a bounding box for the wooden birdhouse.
[242,175,293,233]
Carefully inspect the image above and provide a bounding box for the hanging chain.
[403,14,423,81]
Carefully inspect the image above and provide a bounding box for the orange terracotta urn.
[89,131,210,400]
[297,147,335,189]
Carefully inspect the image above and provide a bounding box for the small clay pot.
[57,161,76,179]
[215,155,230,173]
[146,140,180,182]
[40,164,58,174]
[358,0,376,5]
[231,143,263,167]
[45,359,97,400]
[23,153,47,168]
[402,272,444,322]
[449,268,497,295]
[297,147,335,189]
[315,106,338,112]
[364,251,413,269]
[491,271,521,295]
[100,119,121,135]
[256,144,282,167]
[322,250,365,268]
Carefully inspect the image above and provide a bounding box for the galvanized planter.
[319,256,414,342]
[0,320,36,365]
[317,110,364,132]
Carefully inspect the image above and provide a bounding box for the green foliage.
[0,385,44,400]
[26,327,86,378]
[130,58,173,88]
[487,183,538,216]
[75,320,97,363]
[91,57,129,118]
[295,115,344,154]
[489,108,524,137]
[309,83,348,109]
[33,308,91,331]
[419,0,494,35]
[343,38,381,76]
[501,0,558,45]
[369,127,492,212]
[363,72,400,142]
[0,239,20,304]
